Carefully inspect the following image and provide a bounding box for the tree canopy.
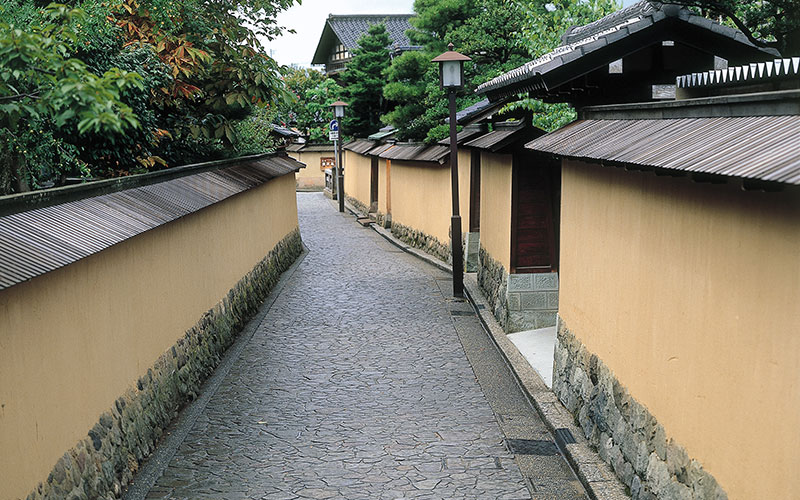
[0,0,296,194]
[341,23,391,138]
[669,0,800,56]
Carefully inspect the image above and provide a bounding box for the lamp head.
[432,43,471,90]
[330,100,348,118]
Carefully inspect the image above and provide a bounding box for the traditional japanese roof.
[368,126,397,141]
[464,121,545,152]
[312,14,420,65]
[0,154,304,290]
[676,57,800,91]
[476,1,778,102]
[439,124,487,146]
[271,124,301,138]
[525,116,800,186]
[290,143,335,153]
[344,139,377,154]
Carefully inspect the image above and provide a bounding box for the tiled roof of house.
[329,14,416,51]
[476,1,778,100]
[312,14,420,65]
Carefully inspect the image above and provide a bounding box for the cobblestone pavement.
[141,193,585,500]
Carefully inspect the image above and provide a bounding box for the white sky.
[264,0,639,68]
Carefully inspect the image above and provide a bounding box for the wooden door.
[511,155,559,273]
[370,157,379,212]
[469,149,481,233]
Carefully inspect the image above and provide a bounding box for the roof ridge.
[328,13,414,19]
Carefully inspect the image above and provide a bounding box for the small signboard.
[329,120,339,141]
[320,157,335,171]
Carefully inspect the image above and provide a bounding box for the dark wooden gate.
[511,154,560,273]
[469,149,481,233]
[370,156,379,212]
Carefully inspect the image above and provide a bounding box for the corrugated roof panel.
[526,116,800,185]
[0,155,302,290]
[345,139,377,154]
[367,143,395,156]
[379,144,429,160]
[413,145,450,163]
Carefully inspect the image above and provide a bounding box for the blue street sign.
[329,120,339,132]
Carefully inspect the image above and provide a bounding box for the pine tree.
[341,23,392,138]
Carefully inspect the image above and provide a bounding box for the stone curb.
[346,203,629,500]
[122,243,310,500]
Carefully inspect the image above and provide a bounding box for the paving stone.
[140,194,587,499]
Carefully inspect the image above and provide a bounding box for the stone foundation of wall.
[477,245,509,330]
[26,229,303,500]
[506,272,558,332]
[553,319,728,500]
[390,221,451,264]
[465,232,479,273]
[346,195,369,216]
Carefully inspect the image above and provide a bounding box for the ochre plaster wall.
[344,150,372,208]
[559,159,800,500]
[479,151,512,269]
[378,158,388,214]
[0,173,299,500]
[289,150,333,189]
[390,156,470,245]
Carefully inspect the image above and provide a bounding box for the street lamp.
[330,100,348,213]
[432,43,470,298]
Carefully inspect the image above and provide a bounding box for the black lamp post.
[331,100,348,213]
[433,43,470,298]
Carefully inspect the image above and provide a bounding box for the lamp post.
[433,43,470,298]
[331,100,348,213]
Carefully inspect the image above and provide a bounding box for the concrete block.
[533,311,557,329]
[507,274,533,292]
[534,272,558,291]
[521,291,547,310]
[507,292,521,311]
[547,292,559,309]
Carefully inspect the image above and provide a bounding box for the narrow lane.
[142,193,584,500]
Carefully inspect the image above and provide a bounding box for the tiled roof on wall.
[0,154,303,291]
[525,116,800,186]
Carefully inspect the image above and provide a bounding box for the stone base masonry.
[477,245,558,333]
[553,318,728,500]
[506,272,558,332]
[26,229,303,500]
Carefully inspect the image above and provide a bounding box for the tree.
[669,0,800,55]
[499,0,619,132]
[383,0,533,143]
[341,23,391,138]
[0,3,142,192]
[275,67,344,142]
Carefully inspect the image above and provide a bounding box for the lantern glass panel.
[334,105,345,118]
[441,60,461,88]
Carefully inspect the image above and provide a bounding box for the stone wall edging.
[553,319,728,500]
[26,229,303,500]
[477,245,509,330]
[389,221,451,264]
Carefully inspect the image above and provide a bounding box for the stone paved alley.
[134,193,585,500]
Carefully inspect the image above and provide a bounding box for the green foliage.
[669,0,800,55]
[0,4,142,133]
[382,51,432,141]
[233,105,279,156]
[276,67,344,142]
[384,0,532,143]
[341,23,391,138]
[0,0,298,194]
[502,0,620,132]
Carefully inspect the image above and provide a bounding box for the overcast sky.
[264,0,638,68]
